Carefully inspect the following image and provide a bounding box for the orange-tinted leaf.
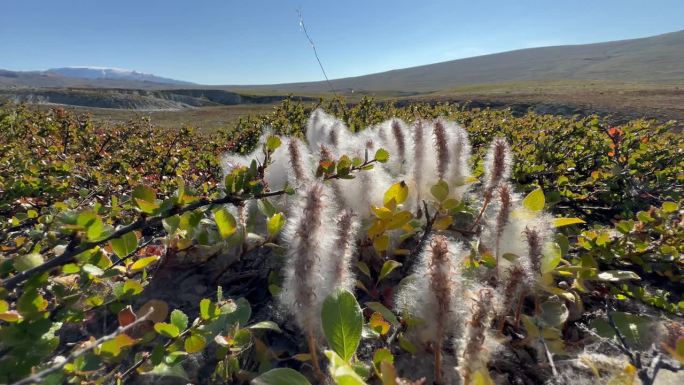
[118,306,137,327]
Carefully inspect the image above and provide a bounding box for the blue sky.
[1,0,683,85]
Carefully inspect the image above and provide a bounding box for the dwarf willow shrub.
[0,100,682,385]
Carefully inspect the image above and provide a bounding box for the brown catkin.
[499,265,526,317]
[487,138,508,194]
[292,184,325,319]
[329,122,340,147]
[319,144,333,160]
[288,139,306,183]
[433,120,450,180]
[330,210,356,289]
[495,184,512,238]
[391,119,406,160]
[525,227,542,275]
[463,289,494,380]
[428,236,453,344]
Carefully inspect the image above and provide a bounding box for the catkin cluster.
[221,109,554,383]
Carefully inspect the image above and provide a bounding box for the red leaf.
[118,306,137,327]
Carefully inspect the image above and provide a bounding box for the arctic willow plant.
[223,109,577,385]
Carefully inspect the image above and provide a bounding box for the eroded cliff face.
[0,88,311,110]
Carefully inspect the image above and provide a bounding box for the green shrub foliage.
[0,98,682,385]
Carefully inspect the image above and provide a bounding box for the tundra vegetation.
[0,97,682,385]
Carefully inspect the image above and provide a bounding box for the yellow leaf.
[522,187,545,212]
[373,234,390,253]
[369,312,391,336]
[371,206,393,220]
[433,215,453,230]
[386,211,412,230]
[129,256,160,271]
[552,217,586,228]
[470,368,494,385]
[367,219,387,238]
[383,181,408,207]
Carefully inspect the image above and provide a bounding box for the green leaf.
[502,253,519,262]
[170,309,189,330]
[122,279,144,296]
[17,288,48,315]
[398,335,418,354]
[154,322,180,338]
[383,181,408,207]
[82,263,104,277]
[523,187,545,212]
[132,185,159,214]
[590,312,654,350]
[356,261,371,278]
[163,351,187,366]
[596,270,641,282]
[374,148,389,163]
[129,256,159,271]
[378,260,402,282]
[552,217,586,228]
[62,263,80,274]
[247,321,282,333]
[616,220,634,234]
[99,334,135,357]
[214,208,237,239]
[365,302,400,327]
[373,348,394,369]
[267,213,286,237]
[430,180,449,202]
[266,135,282,152]
[13,253,44,272]
[321,289,363,362]
[199,298,220,321]
[539,298,569,327]
[541,242,561,274]
[324,350,368,385]
[252,368,312,385]
[184,334,206,353]
[662,201,678,213]
[133,185,156,204]
[205,297,253,337]
[442,198,459,210]
[110,231,138,258]
[149,363,189,380]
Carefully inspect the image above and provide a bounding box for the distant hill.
[0,68,192,89]
[2,30,683,112]
[47,67,193,85]
[231,29,684,93]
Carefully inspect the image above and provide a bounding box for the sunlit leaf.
[267,213,286,237]
[375,148,389,163]
[378,260,402,282]
[383,181,408,207]
[129,256,159,271]
[170,309,189,330]
[110,231,138,258]
[541,242,561,274]
[324,350,367,385]
[184,334,206,353]
[214,208,237,239]
[522,187,545,212]
[430,180,449,202]
[252,368,312,385]
[154,322,180,338]
[321,289,363,362]
[552,217,586,228]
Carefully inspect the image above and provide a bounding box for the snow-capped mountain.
[46,67,193,85]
